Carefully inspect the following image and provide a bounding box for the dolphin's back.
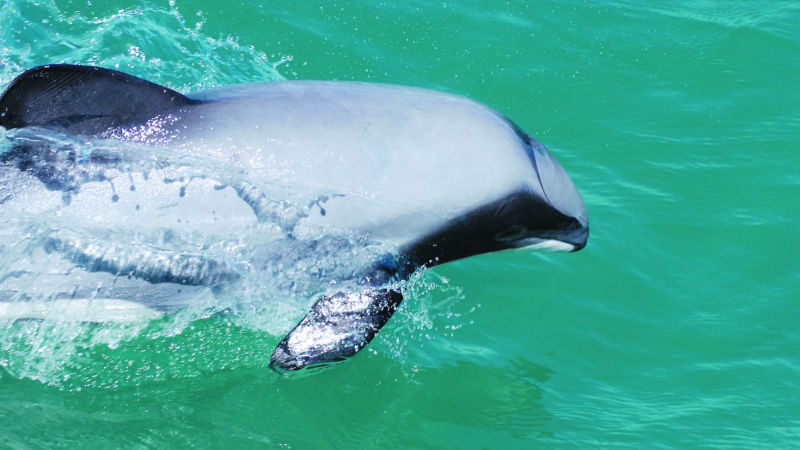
[0,64,198,134]
[167,81,540,245]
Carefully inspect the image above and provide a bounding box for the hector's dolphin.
[0,64,588,371]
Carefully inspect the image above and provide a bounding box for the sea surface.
[1,0,799,447]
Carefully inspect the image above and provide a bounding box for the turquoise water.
[1,0,799,447]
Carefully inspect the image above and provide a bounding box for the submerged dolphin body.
[0,65,588,371]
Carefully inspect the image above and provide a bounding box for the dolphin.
[0,64,588,371]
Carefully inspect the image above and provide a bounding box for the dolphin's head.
[500,129,588,252]
[403,121,588,267]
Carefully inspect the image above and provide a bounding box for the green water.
[1,0,799,447]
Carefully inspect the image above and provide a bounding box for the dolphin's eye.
[495,225,527,242]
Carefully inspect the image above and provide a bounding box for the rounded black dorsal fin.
[0,64,198,136]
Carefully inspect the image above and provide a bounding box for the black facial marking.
[401,190,585,267]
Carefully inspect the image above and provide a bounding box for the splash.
[0,125,466,389]
[0,0,283,89]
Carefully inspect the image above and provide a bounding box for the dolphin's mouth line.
[517,222,589,252]
[517,238,576,252]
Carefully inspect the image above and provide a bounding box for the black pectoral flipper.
[270,289,404,371]
[0,64,198,135]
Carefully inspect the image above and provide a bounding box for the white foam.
[0,298,163,323]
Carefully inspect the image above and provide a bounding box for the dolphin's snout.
[567,222,589,252]
[527,137,589,251]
